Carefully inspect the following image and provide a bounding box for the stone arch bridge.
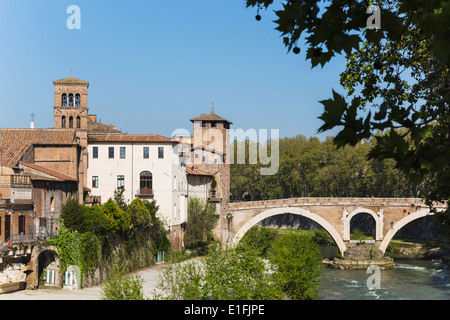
[218,197,446,257]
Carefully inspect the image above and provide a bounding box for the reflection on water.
[317,246,450,300]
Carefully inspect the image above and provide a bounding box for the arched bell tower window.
[68,94,74,107]
[76,116,81,129]
[62,94,68,107]
[75,94,81,107]
[69,116,74,128]
[61,116,66,128]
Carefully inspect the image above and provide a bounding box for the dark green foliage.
[184,198,219,250]
[311,230,334,245]
[269,233,322,300]
[54,195,171,285]
[237,226,278,257]
[141,200,171,254]
[61,196,88,232]
[103,198,131,235]
[62,197,112,237]
[156,246,284,300]
[47,223,102,278]
[156,230,322,300]
[127,198,152,232]
[100,263,146,300]
[231,135,418,201]
[84,205,113,237]
[113,188,128,211]
[244,0,450,241]
[201,247,284,300]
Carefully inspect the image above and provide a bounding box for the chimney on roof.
[30,121,35,129]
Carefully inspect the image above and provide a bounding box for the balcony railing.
[0,175,31,187]
[10,175,31,187]
[0,217,56,252]
[137,188,153,197]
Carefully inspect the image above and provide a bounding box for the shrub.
[184,198,219,250]
[311,229,334,245]
[61,196,88,232]
[103,198,131,235]
[237,226,278,257]
[154,247,283,300]
[127,198,152,231]
[100,264,146,300]
[269,233,322,300]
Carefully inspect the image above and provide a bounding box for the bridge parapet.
[229,197,434,211]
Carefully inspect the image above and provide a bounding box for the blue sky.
[0,0,346,139]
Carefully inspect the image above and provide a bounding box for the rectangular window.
[120,147,126,159]
[158,147,164,159]
[117,175,125,189]
[19,215,25,235]
[92,176,99,188]
[92,147,98,159]
[108,147,114,159]
[143,147,149,159]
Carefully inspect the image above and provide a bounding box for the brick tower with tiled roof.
[52,77,91,200]
[190,106,232,241]
[53,77,89,134]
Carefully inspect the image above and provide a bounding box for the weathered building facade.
[0,76,232,292]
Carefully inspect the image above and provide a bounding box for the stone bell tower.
[53,76,90,201]
[53,77,89,145]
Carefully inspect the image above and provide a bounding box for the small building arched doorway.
[36,249,61,288]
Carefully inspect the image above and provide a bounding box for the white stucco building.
[87,134,188,230]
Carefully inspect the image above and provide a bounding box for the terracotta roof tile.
[0,129,76,166]
[53,77,89,86]
[87,117,122,134]
[22,163,78,181]
[88,134,175,143]
[190,107,232,124]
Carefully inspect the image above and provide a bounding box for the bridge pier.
[343,241,384,260]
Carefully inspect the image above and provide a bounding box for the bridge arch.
[345,207,382,241]
[232,207,347,255]
[379,208,435,253]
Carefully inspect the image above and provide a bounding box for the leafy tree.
[142,200,171,254]
[154,246,284,300]
[154,259,204,300]
[184,197,219,250]
[113,188,128,211]
[100,263,146,300]
[84,205,113,236]
[269,233,322,300]
[201,247,284,300]
[103,198,131,235]
[142,199,160,220]
[231,135,417,200]
[237,225,278,257]
[245,0,450,239]
[61,196,88,232]
[126,198,152,232]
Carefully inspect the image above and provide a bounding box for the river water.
[317,246,450,300]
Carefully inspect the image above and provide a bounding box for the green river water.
[317,246,450,300]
